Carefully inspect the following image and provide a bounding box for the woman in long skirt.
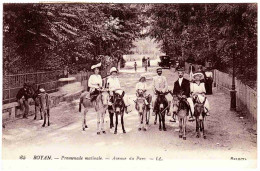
[204,67,213,95]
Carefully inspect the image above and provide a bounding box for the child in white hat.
[190,72,210,116]
[88,63,102,102]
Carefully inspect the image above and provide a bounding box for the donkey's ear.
[121,91,125,98]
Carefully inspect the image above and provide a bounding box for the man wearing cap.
[88,63,102,102]
[16,83,30,119]
[152,67,168,116]
[172,68,195,121]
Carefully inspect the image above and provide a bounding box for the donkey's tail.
[79,98,82,112]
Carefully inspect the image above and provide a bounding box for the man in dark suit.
[172,68,195,122]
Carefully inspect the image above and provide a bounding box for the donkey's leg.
[121,113,126,133]
[114,113,118,134]
[183,117,187,140]
[97,110,101,135]
[138,113,142,131]
[42,110,46,127]
[162,112,166,131]
[40,108,43,120]
[202,119,206,139]
[196,118,200,138]
[101,112,106,134]
[82,108,87,131]
[34,106,37,120]
[179,117,182,138]
[154,112,157,125]
[47,109,50,126]
[144,111,148,131]
[109,110,114,129]
[158,113,162,131]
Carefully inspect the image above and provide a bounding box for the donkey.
[193,94,207,139]
[79,89,110,135]
[154,91,169,131]
[113,91,126,134]
[135,89,152,131]
[171,94,190,140]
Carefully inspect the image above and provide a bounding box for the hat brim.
[193,73,204,79]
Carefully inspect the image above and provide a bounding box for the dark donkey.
[154,90,169,131]
[112,91,126,134]
[193,94,207,139]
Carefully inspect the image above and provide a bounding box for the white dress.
[190,82,210,112]
[88,74,102,92]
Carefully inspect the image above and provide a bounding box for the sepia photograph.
[1,2,258,170]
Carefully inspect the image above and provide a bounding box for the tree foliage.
[147,4,257,82]
[3,3,144,74]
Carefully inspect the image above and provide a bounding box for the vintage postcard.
[1,2,257,170]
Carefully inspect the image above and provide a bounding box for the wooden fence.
[214,70,257,121]
[3,70,63,104]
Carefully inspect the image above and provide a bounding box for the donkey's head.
[135,97,146,115]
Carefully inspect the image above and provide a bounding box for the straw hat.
[91,63,101,70]
[139,75,146,82]
[193,72,204,80]
[110,67,117,74]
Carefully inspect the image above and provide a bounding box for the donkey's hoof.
[85,125,88,128]
[114,131,117,134]
[33,117,36,120]
[42,125,45,127]
[196,135,200,138]
[138,128,141,131]
[123,130,126,134]
[48,123,50,126]
[102,131,106,134]
[82,127,85,131]
[159,128,162,131]
[154,122,157,125]
[143,128,147,131]
[97,132,100,135]
[203,135,206,139]
[163,128,167,131]
[183,137,186,140]
[40,117,43,120]
[179,135,183,138]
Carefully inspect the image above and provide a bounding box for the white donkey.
[79,89,110,134]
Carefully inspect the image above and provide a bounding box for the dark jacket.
[16,88,30,100]
[173,78,190,97]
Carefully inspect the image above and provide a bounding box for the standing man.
[16,83,30,119]
[172,68,195,121]
[152,67,168,116]
[147,57,150,67]
[189,63,195,82]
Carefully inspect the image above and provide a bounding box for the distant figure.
[189,63,195,82]
[134,61,137,71]
[204,67,213,95]
[142,56,146,67]
[147,57,150,67]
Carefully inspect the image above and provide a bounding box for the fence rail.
[214,70,257,121]
[3,70,63,104]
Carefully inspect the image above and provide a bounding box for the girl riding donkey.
[191,71,210,139]
[135,75,152,131]
[106,67,129,134]
[79,63,110,135]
